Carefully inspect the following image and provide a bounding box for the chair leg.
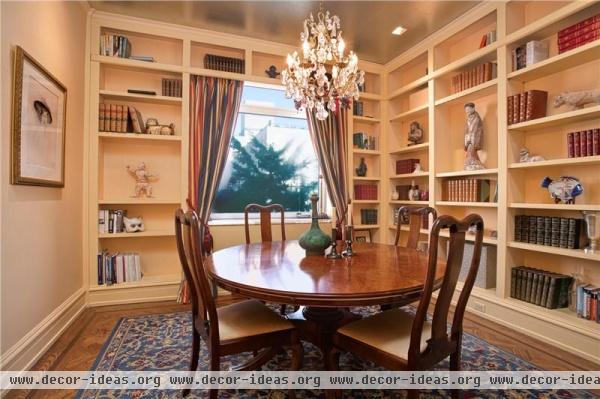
[290,342,303,371]
[209,355,220,399]
[325,347,342,399]
[182,329,201,397]
[279,304,288,316]
[450,349,462,399]
[406,389,419,399]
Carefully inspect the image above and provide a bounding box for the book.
[525,90,548,121]
[519,92,528,123]
[109,104,117,132]
[567,132,575,158]
[594,129,600,156]
[574,131,581,157]
[512,94,520,124]
[525,40,549,66]
[99,103,106,132]
[128,106,144,133]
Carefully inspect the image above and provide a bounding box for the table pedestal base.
[286,306,361,369]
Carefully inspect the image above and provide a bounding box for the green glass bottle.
[298,193,332,256]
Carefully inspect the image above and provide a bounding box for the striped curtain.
[178,76,243,303]
[306,106,349,230]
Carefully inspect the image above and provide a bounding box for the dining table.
[204,240,446,367]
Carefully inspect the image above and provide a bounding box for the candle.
[331,206,337,229]
[347,202,353,225]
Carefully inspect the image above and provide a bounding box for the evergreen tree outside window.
[212,84,321,219]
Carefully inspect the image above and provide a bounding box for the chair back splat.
[395,206,438,248]
[244,203,286,244]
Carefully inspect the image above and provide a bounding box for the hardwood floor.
[6,295,599,399]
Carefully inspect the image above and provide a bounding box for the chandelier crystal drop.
[282,9,365,120]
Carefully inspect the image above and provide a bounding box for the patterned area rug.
[77,307,596,399]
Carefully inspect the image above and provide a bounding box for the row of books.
[204,54,245,74]
[558,13,600,54]
[506,90,547,125]
[97,251,142,286]
[162,78,182,98]
[395,159,420,174]
[510,266,572,309]
[98,103,151,134]
[360,209,378,225]
[450,62,496,94]
[98,209,127,234]
[514,215,584,250]
[576,284,600,322]
[353,101,364,116]
[354,184,378,201]
[353,132,377,150]
[567,129,600,158]
[478,29,497,49]
[99,34,131,58]
[393,207,429,229]
[511,40,549,71]
[442,179,491,202]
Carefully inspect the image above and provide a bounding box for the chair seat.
[337,308,431,359]
[216,299,294,342]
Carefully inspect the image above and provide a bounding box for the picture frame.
[11,46,67,187]
[354,228,372,243]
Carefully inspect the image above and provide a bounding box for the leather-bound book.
[525,90,548,121]
[99,103,105,132]
[530,271,540,304]
[519,92,528,123]
[513,94,520,124]
[524,269,534,303]
[540,274,551,307]
[507,96,514,125]
[511,267,518,298]
[110,104,117,132]
[581,130,588,157]
[594,129,600,156]
[587,130,594,156]
[567,132,575,158]
[574,131,581,157]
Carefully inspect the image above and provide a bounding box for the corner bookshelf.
[381,0,600,363]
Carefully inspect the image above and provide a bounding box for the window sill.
[208,218,332,227]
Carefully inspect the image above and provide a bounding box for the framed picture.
[354,228,372,243]
[11,46,67,187]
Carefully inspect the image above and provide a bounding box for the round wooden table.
[205,240,445,363]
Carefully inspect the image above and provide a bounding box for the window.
[211,84,321,219]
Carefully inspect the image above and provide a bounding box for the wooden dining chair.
[394,206,438,248]
[175,209,303,399]
[244,203,286,244]
[328,214,484,399]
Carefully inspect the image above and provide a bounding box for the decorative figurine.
[553,89,600,111]
[413,163,423,173]
[582,211,599,254]
[463,102,485,171]
[298,193,332,256]
[123,216,145,233]
[126,162,159,198]
[408,180,421,201]
[391,190,400,200]
[265,65,281,79]
[541,176,583,204]
[407,121,424,146]
[145,118,175,135]
[356,158,367,177]
[519,147,546,163]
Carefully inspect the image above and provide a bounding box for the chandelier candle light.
[282,8,365,120]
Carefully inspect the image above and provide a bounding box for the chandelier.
[282,8,365,120]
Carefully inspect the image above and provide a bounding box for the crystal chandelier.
[282,8,365,120]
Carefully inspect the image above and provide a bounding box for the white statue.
[126,162,159,198]
[413,163,423,173]
[553,90,600,111]
[123,216,145,233]
[519,147,546,163]
[464,102,485,171]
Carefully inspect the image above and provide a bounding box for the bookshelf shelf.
[509,156,600,169]
[187,65,247,82]
[99,89,183,105]
[432,42,498,78]
[387,75,429,100]
[99,230,175,239]
[98,132,182,142]
[98,199,181,205]
[389,104,429,122]
[389,200,429,205]
[353,200,380,204]
[353,149,381,156]
[353,115,380,124]
[436,201,498,208]
[507,40,600,82]
[354,224,380,229]
[390,143,430,155]
[93,54,183,74]
[89,273,182,291]
[353,176,381,181]
[436,168,498,178]
[434,79,497,107]
[507,241,600,262]
[390,172,429,179]
[359,92,382,101]
[508,203,600,211]
[508,105,600,132]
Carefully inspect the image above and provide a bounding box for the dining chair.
[175,209,303,399]
[328,214,484,399]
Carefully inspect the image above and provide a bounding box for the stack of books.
[161,78,182,97]
[97,251,142,286]
[511,40,549,71]
[99,103,129,133]
[510,266,572,309]
[204,54,245,73]
[576,284,600,322]
[360,209,378,225]
[450,62,496,94]
[353,132,377,150]
[354,184,378,200]
[396,159,420,174]
[507,90,548,125]
[353,101,364,116]
[443,179,491,202]
[478,29,497,48]
[558,13,600,54]
[98,209,127,234]
[514,215,584,250]
[567,129,600,158]
[99,34,131,58]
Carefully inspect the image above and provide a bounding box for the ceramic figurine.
[541,176,583,204]
[407,121,424,146]
[145,118,175,135]
[463,102,485,171]
[391,190,399,200]
[126,162,159,198]
[265,65,281,79]
[553,89,600,111]
[519,147,546,163]
[420,190,429,201]
[356,158,367,177]
[413,163,423,173]
[123,216,145,233]
[408,181,421,201]
[298,193,332,256]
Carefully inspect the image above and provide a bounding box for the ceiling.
[89,1,479,64]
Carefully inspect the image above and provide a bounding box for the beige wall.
[0,1,88,354]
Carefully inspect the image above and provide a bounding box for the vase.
[299,194,332,256]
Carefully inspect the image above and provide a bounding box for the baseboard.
[0,288,87,371]
[87,282,180,307]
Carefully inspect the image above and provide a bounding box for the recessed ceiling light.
[392,26,407,36]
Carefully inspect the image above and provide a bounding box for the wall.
[0,1,88,365]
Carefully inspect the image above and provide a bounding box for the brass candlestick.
[326,227,342,259]
[342,225,355,257]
